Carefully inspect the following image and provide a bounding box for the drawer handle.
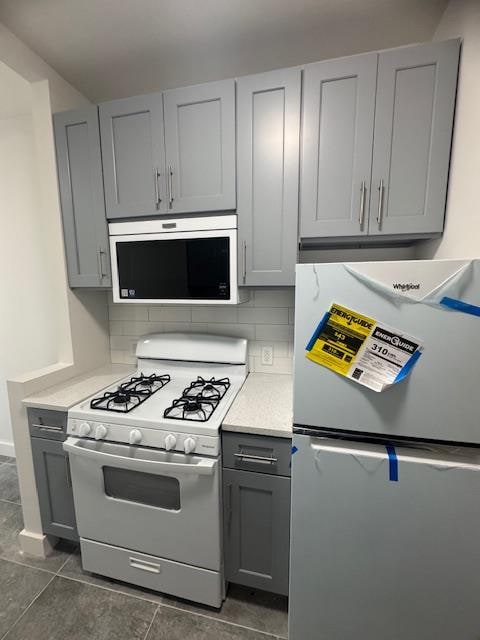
[32,423,63,432]
[129,557,161,574]
[234,453,278,464]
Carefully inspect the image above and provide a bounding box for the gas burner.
[164,396,218,422]
[122,373,171,394]
[90,373,171,413]
[113,392,131,405]
[182,376,230,400]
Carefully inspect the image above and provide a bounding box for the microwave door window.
[116,237,230,300]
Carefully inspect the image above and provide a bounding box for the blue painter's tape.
[394,349,422,383]
[306,312,330,352]
[440,296,480,317]
[289,445,299,469]
[386,445,398,482]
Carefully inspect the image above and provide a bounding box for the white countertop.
[222,373,293,438]
[22,363,135,411]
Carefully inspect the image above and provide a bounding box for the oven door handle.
[63,438,217,476]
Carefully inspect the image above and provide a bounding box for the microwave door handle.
[63,438,216,476]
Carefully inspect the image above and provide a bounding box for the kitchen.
[0,0,479,638]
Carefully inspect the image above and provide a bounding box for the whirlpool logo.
[392,282,420,292]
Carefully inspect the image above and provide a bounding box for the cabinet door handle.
[65,457,72,488]
[377,179,385,226]
[97,249,107,279]
[226,483,233,535]
[168,165,174,208]
[154,167,161,207]
[31,423,63,432]
[242,241,247,284]
[234,453,278,464]
[359,181,366,227]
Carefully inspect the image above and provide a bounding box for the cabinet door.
[163,79,236,213]
[99,93,167,219]
[300,53,377,239]
[54,106,111,287]
[370,39,460,236]
[31,437,78,542]
[237,69,300,286]
[224,468,290,595]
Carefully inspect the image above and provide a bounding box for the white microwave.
[109,215,247,305]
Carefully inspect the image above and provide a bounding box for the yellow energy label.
[305,303,423,392]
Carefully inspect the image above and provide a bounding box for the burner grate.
[90,373,170,413]
[164,376,230,422]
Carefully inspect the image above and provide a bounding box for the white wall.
[0,108,58,452]
[0,20,111,551]
[416,0,480,259]
[0,20,110,457]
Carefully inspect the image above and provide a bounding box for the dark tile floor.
[0,458,288,639]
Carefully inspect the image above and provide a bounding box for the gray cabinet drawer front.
[222,432,291,477]
[28,408,68,441]
[81,538,223,608]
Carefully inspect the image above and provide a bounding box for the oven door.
[110,228,238,304]
[64,438,222,571]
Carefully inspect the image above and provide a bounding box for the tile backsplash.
[108,288,295,374]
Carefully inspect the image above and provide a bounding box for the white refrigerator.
[289,259,480,640]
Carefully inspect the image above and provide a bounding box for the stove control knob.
[184,437,196,455]
[79,422,91,437]
[164,434,177,451]
[94,424,107,440]
[129,429,142,445]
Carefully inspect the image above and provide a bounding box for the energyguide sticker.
[306,303,423,392]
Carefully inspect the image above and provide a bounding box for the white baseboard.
[0,440,15,458]
[19,529,58,558]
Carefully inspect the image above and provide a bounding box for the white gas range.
[64,333,248,607]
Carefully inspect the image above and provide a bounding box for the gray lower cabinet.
[300,38,460,243]
[53,106,111,287]
[99,92,167,219]
[28,409,78,542]
[223,433,291,595]
[163,79,236,213]
[237,68,301,286]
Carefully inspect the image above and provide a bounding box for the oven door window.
[116,236,230,300]
[103,467,180,510]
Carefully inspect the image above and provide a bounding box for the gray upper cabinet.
[300,39,459,242]
[99,93,167,219]
[163,79,236,213]
[54,106,111,287]
[237,68,301,286]
[300,53,378,239]
[370,39,460,236]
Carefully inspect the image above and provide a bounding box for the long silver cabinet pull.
[154,167,161,207]
[226,484,233,535]
[243,241,247,284]
[377,179,385,226]
[97,249,107,279]
[234,453,278,464]
[168,165,174,208]
[359,181,366,227]
[31,423,63,432]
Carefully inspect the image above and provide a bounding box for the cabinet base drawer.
[80,538,224,607]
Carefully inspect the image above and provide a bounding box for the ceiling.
[0,0,448,103]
